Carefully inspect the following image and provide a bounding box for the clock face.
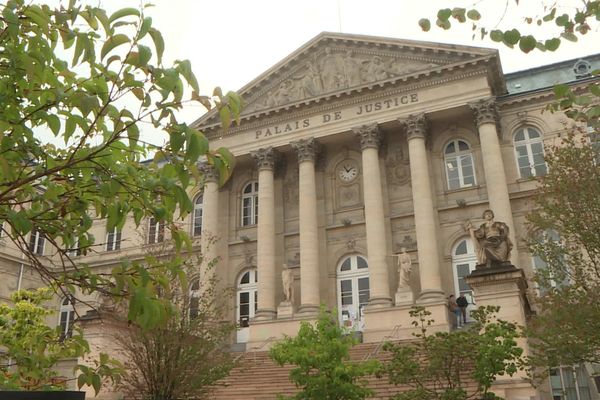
[338,162,358,183]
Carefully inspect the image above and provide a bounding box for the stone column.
[290,138,321,315]
[251,147,277,320]
[201,166,220,285]
[470,99,518,264]
[402,114,444,301]
[353,123,392,307]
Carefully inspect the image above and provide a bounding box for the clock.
[338,161,358,183]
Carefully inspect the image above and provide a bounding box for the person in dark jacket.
[456,293,469,325]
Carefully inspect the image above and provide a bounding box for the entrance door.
[237,269,257,343]
[452,238,477,322]
[337,255,369,332]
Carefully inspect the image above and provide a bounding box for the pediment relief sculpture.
[245,48,441,113]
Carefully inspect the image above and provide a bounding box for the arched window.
[236,269,257,343]
[193,195,203,236]
[514,127,547,178]
[59,297,75,340]
[452,238,477,322]
[337,254,369,331]
[189,279,200,319]
[241,181,258,226]
[444,139,476,190]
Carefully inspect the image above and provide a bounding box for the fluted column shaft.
[200,168,220,289]
[353,124,392,307]
[251,148,277,320]
[291,138,320,314]
[471,99,518,264]
[403,114,444,300]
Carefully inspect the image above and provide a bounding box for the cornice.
[203,66,490,139]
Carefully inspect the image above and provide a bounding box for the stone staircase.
[210,341,477,399]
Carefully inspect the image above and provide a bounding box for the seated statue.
[466,209,513,268]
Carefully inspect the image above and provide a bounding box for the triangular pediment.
[195,32,502,129]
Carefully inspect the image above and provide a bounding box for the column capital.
[470,98,499,128]
[400,113,429,141]
[200,164,219,183]
[291,137,321,163]
[353,123,382,150]
[251,147,277,170]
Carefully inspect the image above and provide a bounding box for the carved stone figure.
[282,264,294,303]
[320,47,344,91]
[365,55,388,81]
[342,50,361,88]
[296,61,322,98]
[466,209,513,267]
[396,247,412,288]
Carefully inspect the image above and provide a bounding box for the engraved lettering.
[255,130,262,139]
[303,119,310,128]
[356,105,363,115]
[323,113,332,123]
[410,93,418,103]
[334,111,342,120]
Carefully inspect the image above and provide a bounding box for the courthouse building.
[1,32,599,399]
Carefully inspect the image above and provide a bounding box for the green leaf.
[219,106,231,129]
[91,374,102,395]
[519,35,537,53]
[176,59,199,93]
[418,18,431,31]
[466,9,481,21]
[503,29,521,45]
[437,8,452,21]
[100,34,130,60]
[490,30,504,42]
[544,38,561,51]
[139,17,152,39]
[185,130,208,162]
[47,115,61,136]
[148,28,165,64]
[553,84,570,98]
[108,7,140,23]
[561,32,578,42]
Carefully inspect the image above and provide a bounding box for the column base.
[416,289,445,303]
[254,308,277,321]
[366,296,393,309]
[296,303,320,316]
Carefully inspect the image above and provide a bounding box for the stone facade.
[1,32,599,400]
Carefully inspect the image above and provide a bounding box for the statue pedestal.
[465,266,536,400]
[277,301,294,319]
[394,287,414,305]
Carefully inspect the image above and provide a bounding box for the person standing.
[447,295,461,328]
[456,293,469,325]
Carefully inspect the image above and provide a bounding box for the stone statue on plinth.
[392,247,414,305]
[465,209,513,270]
[278,264,295,319]
[282,264,294,303]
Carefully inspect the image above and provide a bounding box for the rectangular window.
[106,227,122,251]
[28,228,45,256]
[550,366,592,400]
[67,238,81,257]
[148,218,164,244]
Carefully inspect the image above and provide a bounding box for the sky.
[119,0,598,126]
[74,1,600,142]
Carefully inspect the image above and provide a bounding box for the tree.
[524,130,600,374]
[420,1,600,130]
[0,0,240,329]
[0,288,121,394]
[115,252,235,400]
[269,307,380,400]
[383,306,523,400]
[419,0,600,376]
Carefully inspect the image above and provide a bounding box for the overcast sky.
[89,1,600,142]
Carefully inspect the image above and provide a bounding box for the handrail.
[232,335,277,364]
[362,324,401,361]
